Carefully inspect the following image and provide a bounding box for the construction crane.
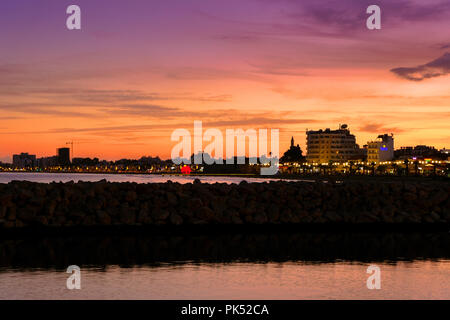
[66,141,74,161]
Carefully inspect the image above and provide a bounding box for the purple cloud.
[390,52,450,81]
[255,0,450,38]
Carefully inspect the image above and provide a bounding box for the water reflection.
[1,232,449,270]
[0,172,296,184]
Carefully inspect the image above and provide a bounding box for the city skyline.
[1,0,450,162]
[4,128,449,165]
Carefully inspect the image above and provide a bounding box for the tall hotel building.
[306,124,361,163]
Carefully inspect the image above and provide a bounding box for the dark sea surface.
[1,232,449,299]
[0,172,298,184]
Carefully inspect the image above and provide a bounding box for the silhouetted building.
[37,156,58,168]
[72,157,100,166]
[441,148,450,161]
[12,153,36,168]
[394,145,446,160]
[138,156,163,164]
[57,148,71,166]
[0,161,11,168]
[306,124,362,163]
[280,137,305,163]
[367,134,394,163]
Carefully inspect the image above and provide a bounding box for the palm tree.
[319,164,327,175]
[414,160,419,176]
[349,161,355,175]
[377,164,387,175]
[328,160,334,175]
[392,163,399,176]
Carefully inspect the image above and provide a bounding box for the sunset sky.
[1,0,450,162]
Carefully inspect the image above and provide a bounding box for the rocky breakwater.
[0,179,449,229]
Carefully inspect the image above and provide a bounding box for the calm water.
[1,261,449,299]
[1,233,449,299]
[0,173,448,299]
[0,172,295,184]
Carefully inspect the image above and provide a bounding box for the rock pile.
[0,179,449,228]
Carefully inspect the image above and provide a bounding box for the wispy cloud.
[4,108,319,135]
[0,103,98,118]
[391,52,450,81]
[248,60,309,77]
[358,122,405,134]
[252,0,450,38]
